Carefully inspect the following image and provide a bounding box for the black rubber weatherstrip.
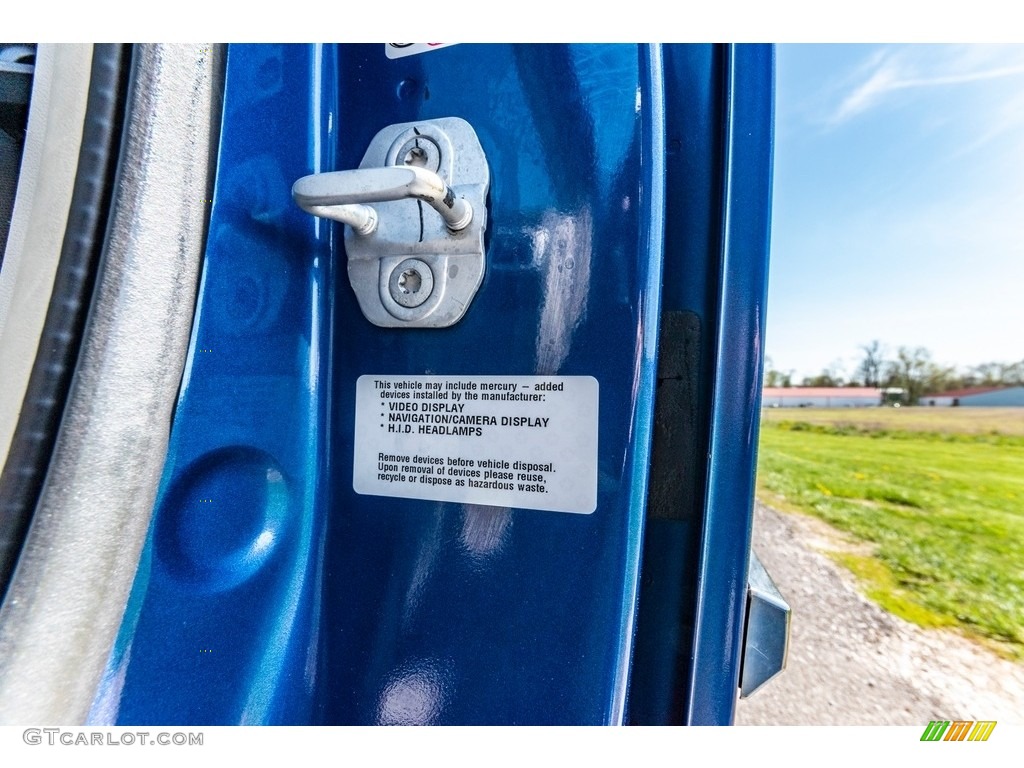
[0,45,132,602]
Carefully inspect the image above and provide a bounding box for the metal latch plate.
[346,117,488,328]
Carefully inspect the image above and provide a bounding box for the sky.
[767,44,1024,381]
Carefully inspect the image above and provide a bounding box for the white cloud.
[825,45,1024,127]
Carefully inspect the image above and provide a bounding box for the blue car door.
[89,43,774,725]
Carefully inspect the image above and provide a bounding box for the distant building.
[921,386,1024,407]
[761,387,881,408]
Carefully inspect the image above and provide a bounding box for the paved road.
[734,503,1024,725]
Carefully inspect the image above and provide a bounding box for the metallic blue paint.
[93,43,774,725]
[686,44,775,725]
[319,43,662,725]
[624,44,775,726]
[92,44,337,725]
[626,44,725,725]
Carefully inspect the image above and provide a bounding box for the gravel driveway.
[734,502,1024,725]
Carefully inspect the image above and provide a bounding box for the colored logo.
[920,720,996,742]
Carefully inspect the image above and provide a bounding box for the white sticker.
[385,43,457,59]
[353,375,598,514]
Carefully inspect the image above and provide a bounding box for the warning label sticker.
[353,375,598,514]
[385,43,457,59]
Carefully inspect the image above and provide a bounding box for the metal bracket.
[739,552,791,698]
[293,117,489,328]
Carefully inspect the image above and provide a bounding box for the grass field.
[756,407,1024,659]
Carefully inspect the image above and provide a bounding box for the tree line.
[764,341,1024,406]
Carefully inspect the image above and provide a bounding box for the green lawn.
[756,409,1024,659]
